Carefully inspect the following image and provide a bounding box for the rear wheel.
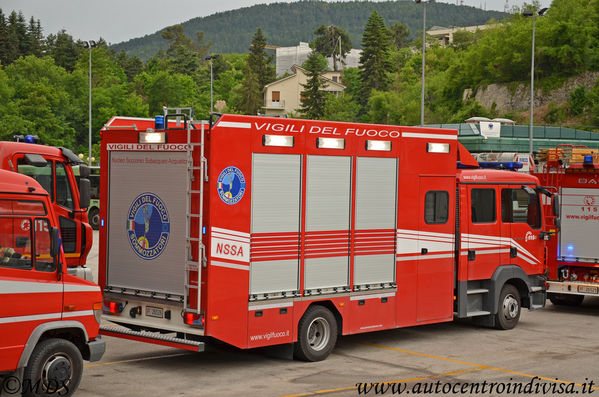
[548,293,584,306]
[294,306,337,362]
[23,338,82,397]
[495,284,521,330]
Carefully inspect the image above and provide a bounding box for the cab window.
[55,162,74,210]
[17,160,54,199]
[501,188,542,229]
[34,219,56,272]
[471,188,496,223]
[0,217,33,270]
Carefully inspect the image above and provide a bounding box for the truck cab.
[0,170,104,396]
[0,137,92,270]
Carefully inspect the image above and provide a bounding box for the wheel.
[294,306,337,362]
[548,293,584,306]
[495,284,521,330]
[88,207,99,230]
[22,338,83,397]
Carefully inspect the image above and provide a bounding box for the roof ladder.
[163,107,207,315]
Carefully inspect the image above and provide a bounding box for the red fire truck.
[99,110,551,361]
[0,170,104,396]
[534,145,599,306]
[0,137,93,274]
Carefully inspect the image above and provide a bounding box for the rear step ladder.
[163,107,207,315]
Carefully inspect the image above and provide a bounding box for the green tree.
[236,63,262,115]
[359,11,393,107]
[300,52,329,119]
[247,27,275,88]
[311,25,352,71]
[161,25,200,75]
[45,30,82,72]
[389,22,410,50]
[26,17,43,57]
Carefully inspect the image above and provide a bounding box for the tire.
[495,284,521,330]
[88,207,99,230]
[294,306,338,362]
[22,338,83,397]
[548,293,584,306]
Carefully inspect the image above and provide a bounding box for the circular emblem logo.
[126,193,170,260]
[217,166,246,205]
[584,195,595,206]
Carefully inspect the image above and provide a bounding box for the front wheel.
[88,207,99,230]
[495,284,521,330]
[294,306,337,362]
[23,338,83,397]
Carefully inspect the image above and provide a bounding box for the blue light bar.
[478,161,523,170]
[584,155,593,165]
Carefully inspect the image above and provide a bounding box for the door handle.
[510,247,517,258]
[421,248,428,255]
[468,249,476,261]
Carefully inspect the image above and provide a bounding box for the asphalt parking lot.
[80,231,599,396]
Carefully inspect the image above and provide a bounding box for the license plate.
[578,285,599,294]
[146,306,164,318]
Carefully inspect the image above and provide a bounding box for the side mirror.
[50,227,61,258]
[79,164,90,179]
[552,195,560,217]
[79,178,91,209]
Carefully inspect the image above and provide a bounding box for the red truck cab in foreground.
[0,170,104,396]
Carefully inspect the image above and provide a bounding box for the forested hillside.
[112,1,507,60]
[1,0,598,162]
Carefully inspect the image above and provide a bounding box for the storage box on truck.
[98,110,550,361]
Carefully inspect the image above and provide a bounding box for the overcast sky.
[1,0,552,44]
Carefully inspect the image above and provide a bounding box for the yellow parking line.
[361,342,599,390]
[280,367,485,397]
[84,352,189,368]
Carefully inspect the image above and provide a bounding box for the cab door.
[500,186,544,274]
[0,207,63,371]
[464,186,502,280]
[416,176,455,322]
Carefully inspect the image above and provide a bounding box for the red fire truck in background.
[533,145,599,306]
[0,170,104,396]
[98,110,552,361]
[0,136,93,278]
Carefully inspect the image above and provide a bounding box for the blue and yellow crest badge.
[217,166,246,205]
[126,192,170,260]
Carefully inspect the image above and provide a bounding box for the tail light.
[184,312,204,328]
[103,300,124,315]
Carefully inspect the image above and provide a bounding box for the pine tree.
[358,11,393,106]
[311,25,352,71]
[27,17,43,57]
[247,27,275,88]
[238,63,263,115]
[300,52,328,119]
[0,10,8,65]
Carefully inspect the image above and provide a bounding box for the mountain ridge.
[110,1,508,60]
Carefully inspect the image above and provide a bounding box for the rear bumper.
[547,280,599,297]
[100,325,205,352]
[88,336,106,362]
